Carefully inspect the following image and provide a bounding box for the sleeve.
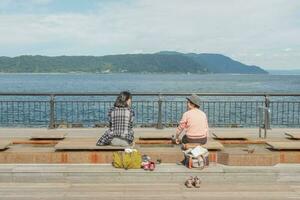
[107,108,113,127]
[204,114,209,136]
[129,109,135,128]
[177,112,188,133]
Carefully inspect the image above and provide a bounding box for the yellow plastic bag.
[113,151,142,169]
[112,152,124,168]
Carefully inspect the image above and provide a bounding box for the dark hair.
[188,100,200,108]
[114,91,132,108]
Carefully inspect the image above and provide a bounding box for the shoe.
[96,142,104,146]
[149,161,155,171]
[247,148,255,154]
[176,159,185,166]
[142,161,150,170]
[156,159,162,164]
[185,176,194,188]
[193,176,201,188]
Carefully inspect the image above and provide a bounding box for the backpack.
[112,150,142,169]
[183,146,209,169]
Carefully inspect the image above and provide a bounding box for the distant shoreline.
[0,52,268,74]
[0,72,272,75]
[0,72,297,75]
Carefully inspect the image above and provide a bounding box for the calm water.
[0,73,299,127]
[0,73,299,93]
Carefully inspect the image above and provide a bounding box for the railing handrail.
[0,92,300,96]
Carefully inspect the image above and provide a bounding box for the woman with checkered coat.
[97,91,134,146]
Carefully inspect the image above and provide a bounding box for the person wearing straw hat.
[175,94,208,144]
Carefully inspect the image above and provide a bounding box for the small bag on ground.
[113,149,142,169]
[183,146,209,169]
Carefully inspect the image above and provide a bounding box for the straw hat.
[186,94,201,107]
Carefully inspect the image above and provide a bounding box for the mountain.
[158,51,267,74]
[0,52,267,74]
[0,54,207,73]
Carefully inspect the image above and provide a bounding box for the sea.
[0,73,299,93]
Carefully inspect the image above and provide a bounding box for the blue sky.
[0,0,299,69]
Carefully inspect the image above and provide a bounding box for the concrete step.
[0,183,299,200]
[0,164,300,184]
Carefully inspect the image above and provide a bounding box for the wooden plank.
[183,141,224,150]
[30,133,66,140]
[136,140,172,144]
[266,141,300,150]
[285,132,300,140]
[13,140,58,145]
[139,136,172,140]
[0,140,11,150]
[219,140,266,145]
[55,140,129,150]
[212,132,248,140]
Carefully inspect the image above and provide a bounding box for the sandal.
[156,159,162,164]
[142,162,150,170]
[149,161,155,171]
[193,176,201,188]
[185,176,194,188]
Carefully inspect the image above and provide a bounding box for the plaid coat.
[97,107,135,145]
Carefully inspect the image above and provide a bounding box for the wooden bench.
[30,133,66,140]
[183,141,224,150]
[266,141,300,150]
[0,140,11,150]
[136,140,173,144]
[285,132,300,140]
[139,136,172,140]
[212,132,248,140]
[137,135,173,144]
[55,140,129,150]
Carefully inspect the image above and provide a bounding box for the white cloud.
[283,48,292,52]
[0,0,52,11]
[0,0,52,5]
[0,0,299,69]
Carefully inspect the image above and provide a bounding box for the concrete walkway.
[0,163,299,200]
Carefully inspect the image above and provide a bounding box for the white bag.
[191,146,208,157]
[183,146,209,169]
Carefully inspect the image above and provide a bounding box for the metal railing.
[0,92,299,128]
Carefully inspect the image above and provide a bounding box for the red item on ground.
[142,162,150,170]
[149,162,155,171]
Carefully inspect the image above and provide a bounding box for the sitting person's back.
[108,106,134,144]
[97,91,134,146]
[176,94,208,144]
[180,108,208,139]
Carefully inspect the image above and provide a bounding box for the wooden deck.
[285,132,300,140]
[0,140,10,150]
[30,132,66,140]
[267,141,300,150]
[55,139,128,150]
[1,128,300,166]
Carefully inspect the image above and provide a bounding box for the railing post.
[49,95,55,129]
[263,94,270,138]
[258,106,262,138]
[264,94,270,108]
[157,94,163,129]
